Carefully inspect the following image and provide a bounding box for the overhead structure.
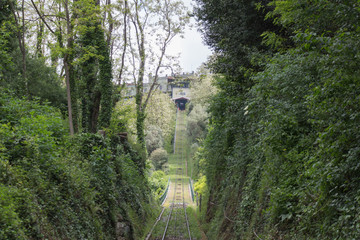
[124,72,194,110]
[172,87,190,110]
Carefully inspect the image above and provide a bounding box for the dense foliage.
[187,104,208,143]
[0,13,67,110]
[111,90,174,199]
[186,72,216,144]
[148,170,168,199]
[0,0,181,239]
[76,0,113,133]
[0,90,155,239]
[149,148,169,171]
[195,0,360,239]
[112,90,175,154]
[145,90,176,154]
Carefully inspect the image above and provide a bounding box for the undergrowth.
[0,90,153,239]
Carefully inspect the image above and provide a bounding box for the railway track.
[146,111,192,240]
[160,167,191,240]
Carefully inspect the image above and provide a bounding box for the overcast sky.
[167,0,212,74]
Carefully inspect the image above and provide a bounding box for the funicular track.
[146,111,192,240]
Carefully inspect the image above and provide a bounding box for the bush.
[145,125,164,155]
[0,90,153,239]
[148,170,168,198]
[187,104,208,143]
[145,90,176,151]
[149,148,168,170]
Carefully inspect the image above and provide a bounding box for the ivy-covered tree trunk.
[78,0,112,133]
[80,44,98,132]
[64,0,76,135]
[136,108,146,169]
[134,4,147,166]
[135,67,147,170]
[66,0,78,133]
[35,10,44,58]
[98,28,113,129]
[68,54,78,133]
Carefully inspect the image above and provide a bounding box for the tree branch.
[30,0,56,35]
[118,0,128,85]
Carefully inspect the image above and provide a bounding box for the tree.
[189,68,217,107]
[145,90,176,149]
[150,148,168,170]
[0,0,14,80]
[0,1,66,111]
[195,0,282,77]
[111,90,175,155]
[145,125,164,156]
[9,0,28,97]
[187,104,208,143]
[30,0,113,134]
[30,0,76,134]
[122,0,188,168]
[194,0,360,239]
[192,0,290,238]
[110,97,137,137]
[76,0,113,133]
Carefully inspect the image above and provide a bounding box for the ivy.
[0,91,153,239]
[195,0,360,239]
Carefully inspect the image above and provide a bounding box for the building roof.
[173,96,190,101]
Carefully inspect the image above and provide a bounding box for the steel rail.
[144,207,166,240]
[161,167,180,240]
[182,150,192,240]
[181,112,192,240]
[148,112,192,240]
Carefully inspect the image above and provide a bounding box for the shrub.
[0,91,153,239]
[148,170,167,198]
[149,148,168,170]
[187,104,208,143]
[145,125,164,155]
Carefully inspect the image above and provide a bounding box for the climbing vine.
[76,0,113,133]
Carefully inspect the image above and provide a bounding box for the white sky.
[167,0,212,74]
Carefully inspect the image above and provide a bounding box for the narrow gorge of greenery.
[192,0,360,239]
[2,0,360,239]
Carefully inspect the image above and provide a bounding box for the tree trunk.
[136,109,146,170]
[98,39,113,128]
[64,0,74,135]
[36,22,44,58]
[91,90,101,133]
[134,1,146,153]
[64,55,74,135]
[21,0,28,97]
[10,0,28,97]
[81,54,97,132]
[30,0,75,135]
[117,0,128,86]
[35,0,44,58]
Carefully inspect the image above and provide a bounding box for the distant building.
[172,87,190,110]
[124,83,136,97]
[153,75,169,93]
[123,82,151,97]
[169,72,193,110]
[124,72,195,110]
